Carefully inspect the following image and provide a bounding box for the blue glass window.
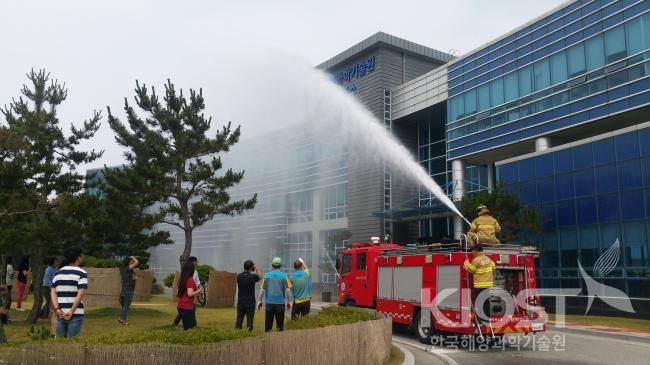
[542,203,557,228]
[538,177,555,202]
[534,58,551,91]
[604,25,627,63]
[520,180,537,204]
[618,160,643,190]
[504,72,518,102]
[622,222,648,267]
[449,96,464,122]
[550,51,568,85]
[639,128,650,156]
[555,173,575,199]
[557,200,576,227]
[498,163,518,183]
[419,124,429,145]
[640,156,650,187]
[567,43,586,77]
[620,190,644,220]
[579,226,599,266]
[519,158,535,181]
[585,34,605,71]
[595,165,618,193]
[615,132,640,161]
[554,149,573,174]
[535,153,554,177]
[465,89,477,115]
[597,194,620,222]
[541,232,559,267]
[573,144,594,169]
[626,16,644,56]
[600,223,621,254]
[491,78,504,106]
[644,13,650,49]
[478,83,490,112]
[593,138,616,166]
[576,197,597,225]
[519,65,533,96]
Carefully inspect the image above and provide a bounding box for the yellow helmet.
[476,205,490,215]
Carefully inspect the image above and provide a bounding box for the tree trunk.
[179,228,192,270]
[178,199,192,271]
[27,251,45,324]
[0,255,6,286]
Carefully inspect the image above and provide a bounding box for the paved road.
[393,325,650,365]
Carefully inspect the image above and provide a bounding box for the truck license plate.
[532,322,544,331]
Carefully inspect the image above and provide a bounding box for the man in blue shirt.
[40,257,59,319]
[290,257,311,320]
[257,257,292,332]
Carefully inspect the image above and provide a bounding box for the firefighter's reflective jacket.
[463,252,496,288]
[468,215,501,244]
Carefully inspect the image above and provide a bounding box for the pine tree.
[0,69,102,324]
[106,80,257,268]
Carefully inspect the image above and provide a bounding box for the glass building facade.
[497,125,650,297]
[447,0,650,158]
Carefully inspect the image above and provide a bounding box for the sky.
[0,0,566,171]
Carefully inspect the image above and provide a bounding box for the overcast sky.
[0,0,565,171]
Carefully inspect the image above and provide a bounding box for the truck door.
[351,252,373,307]
[339,253,353,304]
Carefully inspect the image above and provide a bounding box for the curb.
[550,325,650,344]
[392,342,415,365]
[392,338,457,365]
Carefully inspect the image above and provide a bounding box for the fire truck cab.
[338,240,545,343]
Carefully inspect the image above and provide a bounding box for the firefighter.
[467,205,501,246]
[463,245,495,323]
[257,257,292,332]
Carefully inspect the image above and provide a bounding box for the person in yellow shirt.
[467,205,501,246]
[463,245,495,323]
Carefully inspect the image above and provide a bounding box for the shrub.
[163,273,175,288]
[61,326,256,345]
[196,264,215,283]
[82,256,121,268]
[151,282,165,295]
[286,306,376,330]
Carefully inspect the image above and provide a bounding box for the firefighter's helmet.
[476,205,490,215]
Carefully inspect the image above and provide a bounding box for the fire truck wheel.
[343,300,356,307]
[413,309,432,344]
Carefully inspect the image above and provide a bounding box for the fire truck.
[337,237,546,343]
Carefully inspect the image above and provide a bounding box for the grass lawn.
[3,295,266,345]
[548,314,650,332]
[2,295,376,346]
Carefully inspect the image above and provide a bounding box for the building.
[391,0,650,297]
[144,0,650,296]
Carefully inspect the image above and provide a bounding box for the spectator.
[235,260,260,331]
[51,247,87,338]
[118,256,139,325]
[257,257,292,332]
[3,257,14,310]
[173,256,201,326]
[40,257,60,319]
[177,261,202,330]
[16,257,30,312]
[290,258,311,320]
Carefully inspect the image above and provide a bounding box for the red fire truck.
[337,239,546,342]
